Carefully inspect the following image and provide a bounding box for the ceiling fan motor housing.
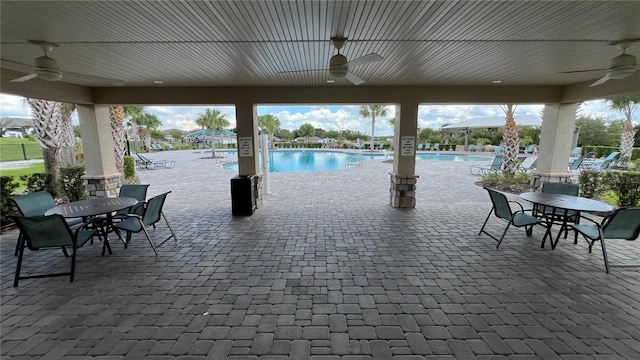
[34,55,62,81]
[608,53,637,79]
[329,54,348,78]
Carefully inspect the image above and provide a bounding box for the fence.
[0,143,43,161]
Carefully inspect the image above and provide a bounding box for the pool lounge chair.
[432,143,440,151]
[470,155,503,175]
[570,147,582,157]
[518,156,537,173]
[424,143,431,151]
[417,143,423,151]
[135,153,175,170]
[582,151,619,170]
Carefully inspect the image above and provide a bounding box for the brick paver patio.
[2,149,639,359]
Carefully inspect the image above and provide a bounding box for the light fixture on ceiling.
[326,79,335,83]
[154,80,163,84]
[492,80,502,84]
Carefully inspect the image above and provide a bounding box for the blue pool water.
[213,150,492,173]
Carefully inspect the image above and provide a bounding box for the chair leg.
[70,241,78,282]
[496,223,511,249]
[479,209,494,235]
[599,234,610,274]
[141,225,159,255]
[13,237,26,287]
[14,232,22,256]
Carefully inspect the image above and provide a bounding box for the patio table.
[519,192,613,249]
[45,197,138,255]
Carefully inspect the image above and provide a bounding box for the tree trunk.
[502,106,520,175]
[370,115,376,151]
[59,106,76,166]
[28,99,62,191]
[620,119,637,163]
[110,106,126,173]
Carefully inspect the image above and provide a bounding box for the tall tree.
[27,98,62,191]
[298,123,315,143]
[110,106,143,172]
[59,103,77,166]
[359,105,389,151]
[136,113,162,151]
[500,104,519,175]
[196,108,228,158]
[607,95,640,163]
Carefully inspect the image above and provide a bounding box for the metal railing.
[345,153,363,168]
[0,144,43,161]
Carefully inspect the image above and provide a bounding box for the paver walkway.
[2,149,639,359]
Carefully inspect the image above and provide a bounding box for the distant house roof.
[441,115,541,130]
[1,117,33,128]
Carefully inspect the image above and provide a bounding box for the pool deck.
[1,149,639,359]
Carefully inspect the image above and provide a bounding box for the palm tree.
[109,106,144,171]
[27,98,61,191]
[59,103,77,166]
[123,106,144,153]
[196,108,228,158]
[607,95,640,163]
[359,105,389,151]
[136,113,162,151]
[259,114,281,149]
[500,104,519,175]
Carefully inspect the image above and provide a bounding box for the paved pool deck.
[1,149,639,359]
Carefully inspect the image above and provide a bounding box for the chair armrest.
[507,200,525,212]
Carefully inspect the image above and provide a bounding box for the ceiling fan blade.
[560,68,607,74]
[63,71,124,86]
[277,69,327,74]
[10,73,38,82]
[347,53,383,68]
[345,72,365,85]
[1,58,36,73]
[589,75,610,87]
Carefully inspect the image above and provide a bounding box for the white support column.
[234,102,263,208]
[531,103,580,190]
[390,102,419,208]
[77,105,122,198]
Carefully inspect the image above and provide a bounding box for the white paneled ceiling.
[1,0,639,88]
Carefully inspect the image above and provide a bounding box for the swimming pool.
[215,150,492,172]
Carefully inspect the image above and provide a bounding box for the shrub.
[20,173,57,195]
[60,166,86,202]
[1,176,19,226]
[578,170,605,199]
[579,170,640,206]
[123,155,136,180]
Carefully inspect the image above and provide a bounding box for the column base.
[529,171,573,192]
[83,173,123,198]
[254,174,264,209]
[389,173,419,208]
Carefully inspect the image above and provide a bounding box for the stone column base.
[529,171,573,192]
[389,173,419,208]
[83,173,123,198]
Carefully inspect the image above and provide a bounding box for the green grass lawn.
[1,163,45,194]
[0,137,43,161]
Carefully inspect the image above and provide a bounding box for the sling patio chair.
[11,214,95,287]
[571,207,640,273]
[470,155,503,176]
[135,153,176,169]
[424,143,431,151]
[112,191,177,255]
[479,188,549,249]
[517,156,537,173]
[9,191,82,257]
[533,182,581,247]
[432,143,440,151]
[417,143,423,151]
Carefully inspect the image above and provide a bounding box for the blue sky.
[1,94,636,136]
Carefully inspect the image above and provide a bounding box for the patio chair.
[582,151,620,170]
[424,143,431,151]
[11,214,95,287]
[568,157,584,176]
[9,191,82,257]
[494,145,503,155]
[524,144,536,154]
[467,144,475,152]
[570,207,640,273]
[518,156,537,173]
[476,143,483,152]
[535,182,581,244]
[571,147,582,157]
[479,188,548,248]
[112,191,177,255]
[417,143,423,151]
[470,155,503,175]
[135,153,175,169]
[432,143,440,151]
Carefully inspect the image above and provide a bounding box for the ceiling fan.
[279,38,383,85]
[561,39,638,87]
[2,40,124,86]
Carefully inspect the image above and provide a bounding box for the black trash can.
[231,175,257,216]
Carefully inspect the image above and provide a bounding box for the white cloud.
[0,94,30,118]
